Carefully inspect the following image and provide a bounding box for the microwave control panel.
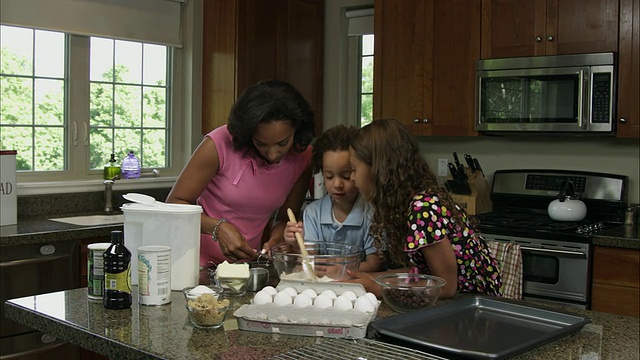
[591,73,612,124]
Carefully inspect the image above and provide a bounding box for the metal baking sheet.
[369,296,591,360]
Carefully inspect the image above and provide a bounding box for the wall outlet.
[437,158,448,176]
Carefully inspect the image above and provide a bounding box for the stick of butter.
[216,261,250,279]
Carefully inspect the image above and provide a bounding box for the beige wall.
[322,0,640,203]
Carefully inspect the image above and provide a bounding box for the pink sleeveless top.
[197,125,312,266]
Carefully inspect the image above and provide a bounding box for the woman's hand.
[216,221,259,261]
[284,220,304,245]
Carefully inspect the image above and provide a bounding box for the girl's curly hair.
[227,80,315,152]
[311,125,358,174]
[350,118,468,267]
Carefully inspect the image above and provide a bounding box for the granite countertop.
[5,287,639,360]
[592,224,639,249]
[0,214,123,247]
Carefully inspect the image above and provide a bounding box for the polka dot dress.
[404,191,503,296]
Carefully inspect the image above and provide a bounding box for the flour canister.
[0,150,17,226]
[122,202,202,291]
[138,245,171,305]
[87,242,111,299]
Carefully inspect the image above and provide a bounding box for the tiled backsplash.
[17,188,172,218]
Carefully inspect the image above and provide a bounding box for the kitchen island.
[5,287,639,360]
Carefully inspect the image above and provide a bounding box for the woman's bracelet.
[211,218,228,243]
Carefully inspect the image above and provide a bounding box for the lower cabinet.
[591,245,640,316]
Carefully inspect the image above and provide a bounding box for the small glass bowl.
[183,286,230,329]
[214,276,250,296]
[375,273,446,313]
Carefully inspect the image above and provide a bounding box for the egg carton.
[233,280,380,339]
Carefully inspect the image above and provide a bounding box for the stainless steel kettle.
[547,180,587,221]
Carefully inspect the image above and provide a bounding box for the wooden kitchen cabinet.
[481,0,619,58]
[617,0,640,138]
[591,245,640,317]
[202,0,324,137]
[373,0,480,136]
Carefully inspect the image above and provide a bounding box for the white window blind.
[0,0,183,47]
[346,7,373,37]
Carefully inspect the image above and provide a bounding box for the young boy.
[284,125,384,272]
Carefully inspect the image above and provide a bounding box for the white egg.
[354,296,376,313]
[333,295,353,310]
[273,291,293,306]
[363,292,378,304]
[340,290,357,301]
[261,286,278,296]
[319,289,337,299]
[253,290,273,305]
[282,287,298,297]
[293,293,313,308]
[300,288,318,299]
[313,294,333,309]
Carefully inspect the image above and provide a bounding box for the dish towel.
[487,240,523,300]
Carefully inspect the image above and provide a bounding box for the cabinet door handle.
[422,118,429,124]
[546,35,554,41]
[413,118,420,124]
[535,36,542,42]
[619,118,627,124]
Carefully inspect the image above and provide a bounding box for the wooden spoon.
[286,208,317,281]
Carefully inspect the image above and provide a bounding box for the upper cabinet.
[617,0,640,138]
[481,0,619,58]
[201,0,324,136]
[373,0,480,136]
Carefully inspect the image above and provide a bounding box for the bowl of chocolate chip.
[375,273,446,313]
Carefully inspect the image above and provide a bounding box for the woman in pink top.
[167,80,315,267]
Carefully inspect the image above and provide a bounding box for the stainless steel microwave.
[475,53,615,133]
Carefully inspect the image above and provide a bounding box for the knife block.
[448,169,492,215]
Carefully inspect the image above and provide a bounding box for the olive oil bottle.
[103,230,132,309]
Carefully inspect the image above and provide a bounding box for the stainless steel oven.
[482,234,591,309]
[475,170,628,309]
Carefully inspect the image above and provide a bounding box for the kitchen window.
[1,26,170,173]
[0,0,190,189]
[346,8,374,128]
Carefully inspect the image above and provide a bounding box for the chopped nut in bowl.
[183,286,230,329]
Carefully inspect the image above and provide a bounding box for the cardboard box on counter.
[233,280,380,339]
[0,150,17,226]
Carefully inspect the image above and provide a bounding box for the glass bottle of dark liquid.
[103,230,132,309]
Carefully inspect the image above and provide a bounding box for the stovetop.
[474,169,629,244]
[474,211,621,243]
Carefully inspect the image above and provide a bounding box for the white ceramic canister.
[87,242,112,300]
[138,245,172,305]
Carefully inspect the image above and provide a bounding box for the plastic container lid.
[121,202,203,214]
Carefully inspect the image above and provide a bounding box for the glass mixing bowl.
[270,242,362,282]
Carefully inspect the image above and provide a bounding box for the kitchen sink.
[49,214,124,226]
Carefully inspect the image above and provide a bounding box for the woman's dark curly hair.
[311,125,358,174]
[350,118,468,267]
[227,80,315,152]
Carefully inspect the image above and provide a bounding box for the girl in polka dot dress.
[347,119,502,299]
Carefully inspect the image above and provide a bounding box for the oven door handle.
[520,246,587,257]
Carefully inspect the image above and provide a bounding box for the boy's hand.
[284,220,304,245]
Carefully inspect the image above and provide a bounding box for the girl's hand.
[344,270,383,299]
[216,221,259,261]
[284,220,304,245]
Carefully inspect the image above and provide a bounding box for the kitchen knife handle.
[452,152,461,167]
[457,163,467,180]
[472,158,484,177]
[464,154,476,172]
[448,162,460,180]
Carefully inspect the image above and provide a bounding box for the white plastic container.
[0,150,17,226]
[122,202,202,290]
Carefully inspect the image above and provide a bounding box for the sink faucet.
[103,175,119,213]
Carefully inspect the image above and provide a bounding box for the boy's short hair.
[311,125,358,174]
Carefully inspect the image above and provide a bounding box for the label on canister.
[87,243,111,299]
[138,245,171,305]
